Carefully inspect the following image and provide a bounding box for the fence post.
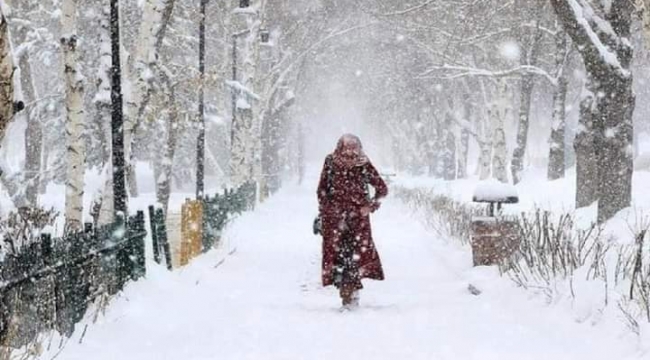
[69,232,90,335]
[84,222,93,234]
[40,234,55,330]
[133,211,146,280]
[155,209,173,271]
[202,196,213,252]
[148,205,161,264]
[113,212,129,290]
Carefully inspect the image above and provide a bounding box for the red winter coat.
[317,152,388,288]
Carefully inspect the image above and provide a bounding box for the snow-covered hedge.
[394,186,650,337]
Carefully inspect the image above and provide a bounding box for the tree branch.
[420,64,558,86]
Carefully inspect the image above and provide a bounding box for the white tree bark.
[547,28,569,181]
[96,4,114,226]
[457,98,470,179]
[0,7,14,137]
[97,163,114,226]
[230,2,261,187]
[125,0,175,197]
[491,81,510,183]
[476,81,492,180]
[61,0,86,232]
[154,64,179,213]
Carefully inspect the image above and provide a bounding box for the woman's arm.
[365,161,388,210]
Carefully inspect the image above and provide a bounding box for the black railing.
[0,181,258,347]
[0,211,147,347]
[202,181,256,251]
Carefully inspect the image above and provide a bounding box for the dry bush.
[507,210,607,288]
[0,207,59,255]
[394,185,650,329]
[392,187,480,245]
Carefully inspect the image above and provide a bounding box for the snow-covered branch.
[225,80,261,101]
[550,0,630,77]
[374,0,438,16]
[420,64,558,86]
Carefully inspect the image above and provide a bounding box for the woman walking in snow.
[316,134,388,310]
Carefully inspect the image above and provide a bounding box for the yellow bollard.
[181,199,204,265]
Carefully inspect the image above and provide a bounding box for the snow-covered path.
[43,183,641,360]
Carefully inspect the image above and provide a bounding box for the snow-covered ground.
[36,178,645,360]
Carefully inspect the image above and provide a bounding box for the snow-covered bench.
[472,179,519,216]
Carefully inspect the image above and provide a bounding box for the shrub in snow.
[0,207,59,255]
[394,185,650,335]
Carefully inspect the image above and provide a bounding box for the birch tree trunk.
[442,113,456,180]
[0,8,14,139]
[475,79,492,180]
[491,82,510,183]
[547,29,569,181]
[125,0,176,197]
[457,100,470,179]
[511,26,543,185]
[491,109,508,183]
[61,0,86,232]
[510,73,534,184]
[427,117,439,177]
[96,4,114,226]
[12,7,42,206]
[230,0,265,187]
[477,127,492,180]
[155,67,179,214]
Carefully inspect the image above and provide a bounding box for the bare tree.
[547,26,569,181]
[511,16,544,185]
[550,0,636,222]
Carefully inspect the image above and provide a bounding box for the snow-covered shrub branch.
[394,185,650,334]
[0,207,58,256]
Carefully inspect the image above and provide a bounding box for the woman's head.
[334,134,368,167]
[337,134,362,154]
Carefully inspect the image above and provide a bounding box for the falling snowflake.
[499,41,520,61]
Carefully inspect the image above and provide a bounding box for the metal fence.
[0,212,146,347]
[0,181,257,348]
[148,181,257,268]
[202,181,256,251]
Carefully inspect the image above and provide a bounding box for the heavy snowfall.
[1,0,650,359]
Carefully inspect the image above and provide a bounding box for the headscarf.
[332,134,369,169]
